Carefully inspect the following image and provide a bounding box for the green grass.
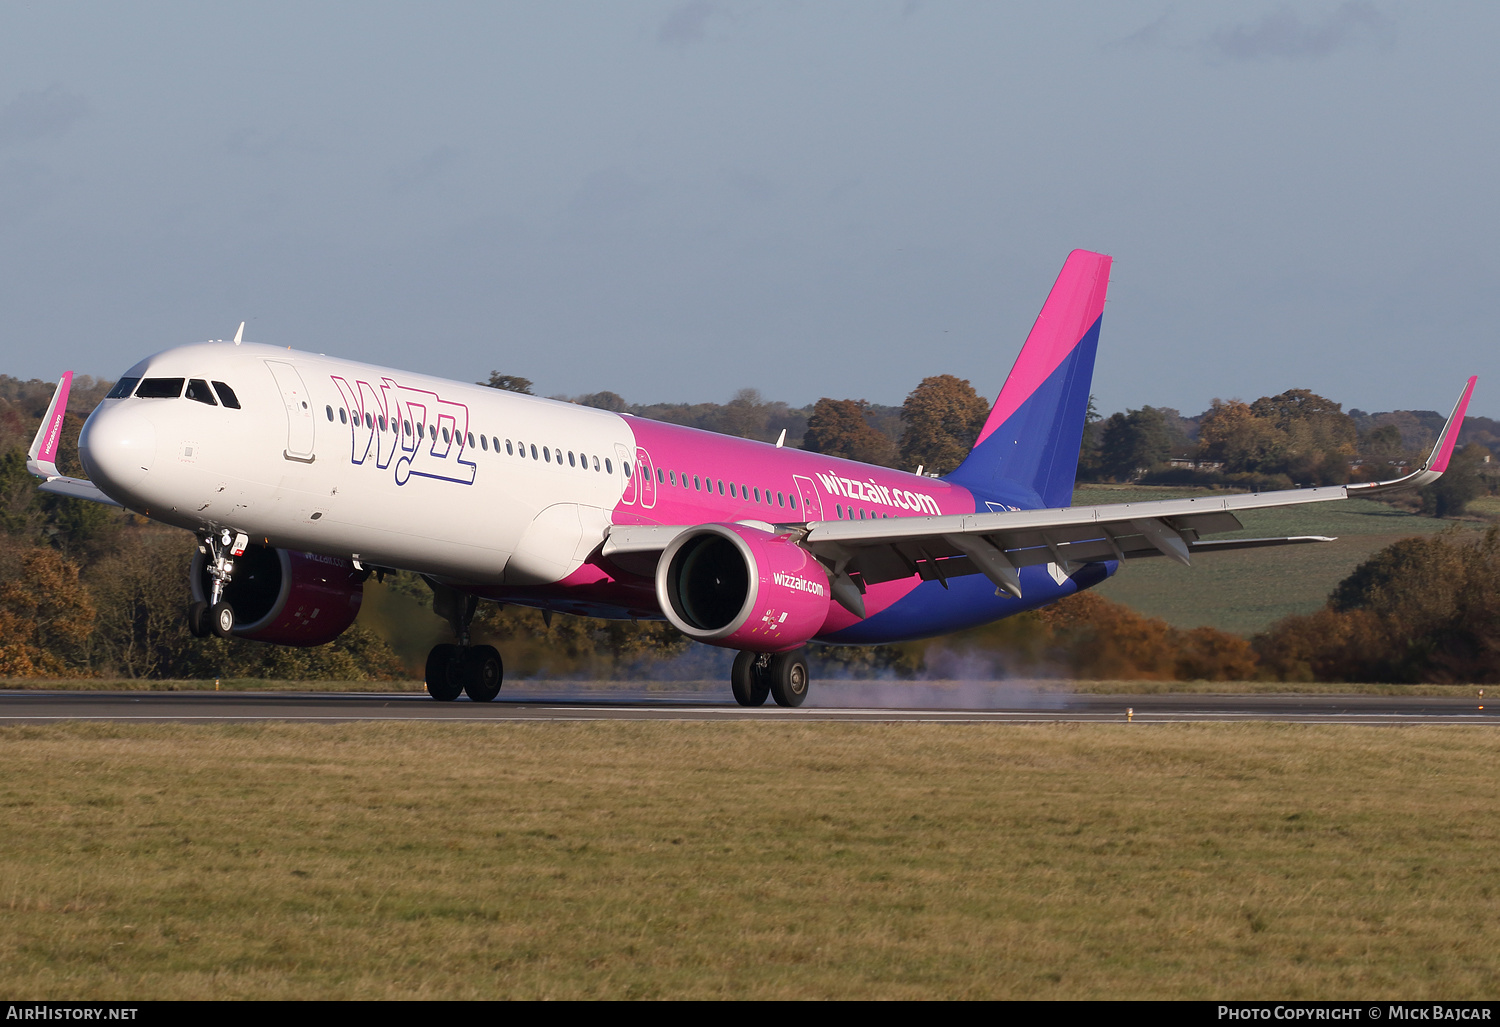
[0,722,1497,999]
[1074,485,1481,635]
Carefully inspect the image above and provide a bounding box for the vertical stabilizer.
[946,250,1111,509]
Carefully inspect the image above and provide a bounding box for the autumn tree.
[802,398,898,466]
[1256,527,1500,682]
[897,375,991,474]
[1249,389,1357,484]
[1097,406,1171,481]
[479,373,534,394]
[578,390,626,412]
[1198,399,1289,474]
[1421,443,1490,518]
[0,538,95,676]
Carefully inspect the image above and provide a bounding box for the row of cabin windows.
[834,504,889,520]
[106,377,242,408]
[655,468,800,512]
[321,404,895,521]
[323,405,622,476]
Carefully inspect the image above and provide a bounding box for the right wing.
[25,372,122,508]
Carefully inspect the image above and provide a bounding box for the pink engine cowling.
[655,523,832,652]
[191,544,365,647]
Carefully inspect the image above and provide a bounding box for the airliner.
[26,250,1476,706]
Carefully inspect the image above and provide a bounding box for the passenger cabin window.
[468,432,475,448]
[325,405,334,421]
[568,451,576,467]
[106,377,140,399]
[339,408,348,424]
[135,377,185,399]
[185,379,217,406]
[506,441,514,455]
[530,444,538,459]
[211,382,241,409]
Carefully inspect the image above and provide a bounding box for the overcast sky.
[1,1,1495,418]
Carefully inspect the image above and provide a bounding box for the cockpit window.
[105,377,139,399]
[135,377,185,398]
[185,379,217,406]
[212,382,241,409]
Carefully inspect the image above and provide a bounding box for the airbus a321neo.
[26,251,1477,706]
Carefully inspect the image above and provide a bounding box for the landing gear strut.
[732,648,810,708]
[188,528,247,640]
[422,580,505,702]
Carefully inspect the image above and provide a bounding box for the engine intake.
[191,544,365,647]
[656,523,832,651]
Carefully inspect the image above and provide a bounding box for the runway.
[0,687,1494,725]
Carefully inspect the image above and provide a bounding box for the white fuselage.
[81,342,637,584]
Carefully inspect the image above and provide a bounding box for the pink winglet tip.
[974,249,1113,448]
[37,371,73,464]
[1427,375,1477,474]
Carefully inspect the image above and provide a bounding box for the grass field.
[1,721,1497,999]
[1074,486,1484,635]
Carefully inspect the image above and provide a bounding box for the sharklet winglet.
[26,371,72,480]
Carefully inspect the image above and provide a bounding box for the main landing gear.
[731,648,810,708]
[187,528,247,641]
[422,580,504,702]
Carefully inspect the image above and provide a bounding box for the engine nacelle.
[191,544,364,647]
[656,523,832,652]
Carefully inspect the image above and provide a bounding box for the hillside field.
[1073,486,1482,636]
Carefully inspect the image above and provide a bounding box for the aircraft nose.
[79,402,157,496]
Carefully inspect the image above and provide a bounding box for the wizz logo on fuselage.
[330,375,476,486]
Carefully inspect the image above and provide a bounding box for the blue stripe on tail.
[944,315,1101,510]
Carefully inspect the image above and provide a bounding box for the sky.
[0,1,1496,418]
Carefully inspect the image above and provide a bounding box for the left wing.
[604,377,1477,615]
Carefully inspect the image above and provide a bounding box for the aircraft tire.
[209,601,236,640]
[768,649,810,708]
[425,643,464,702]
[187,601,210,638]
[731,650,770,707]
[462,645,504,703]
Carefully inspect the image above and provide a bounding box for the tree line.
[1,370,1496,682]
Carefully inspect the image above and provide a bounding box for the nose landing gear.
[187,528,248,640]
